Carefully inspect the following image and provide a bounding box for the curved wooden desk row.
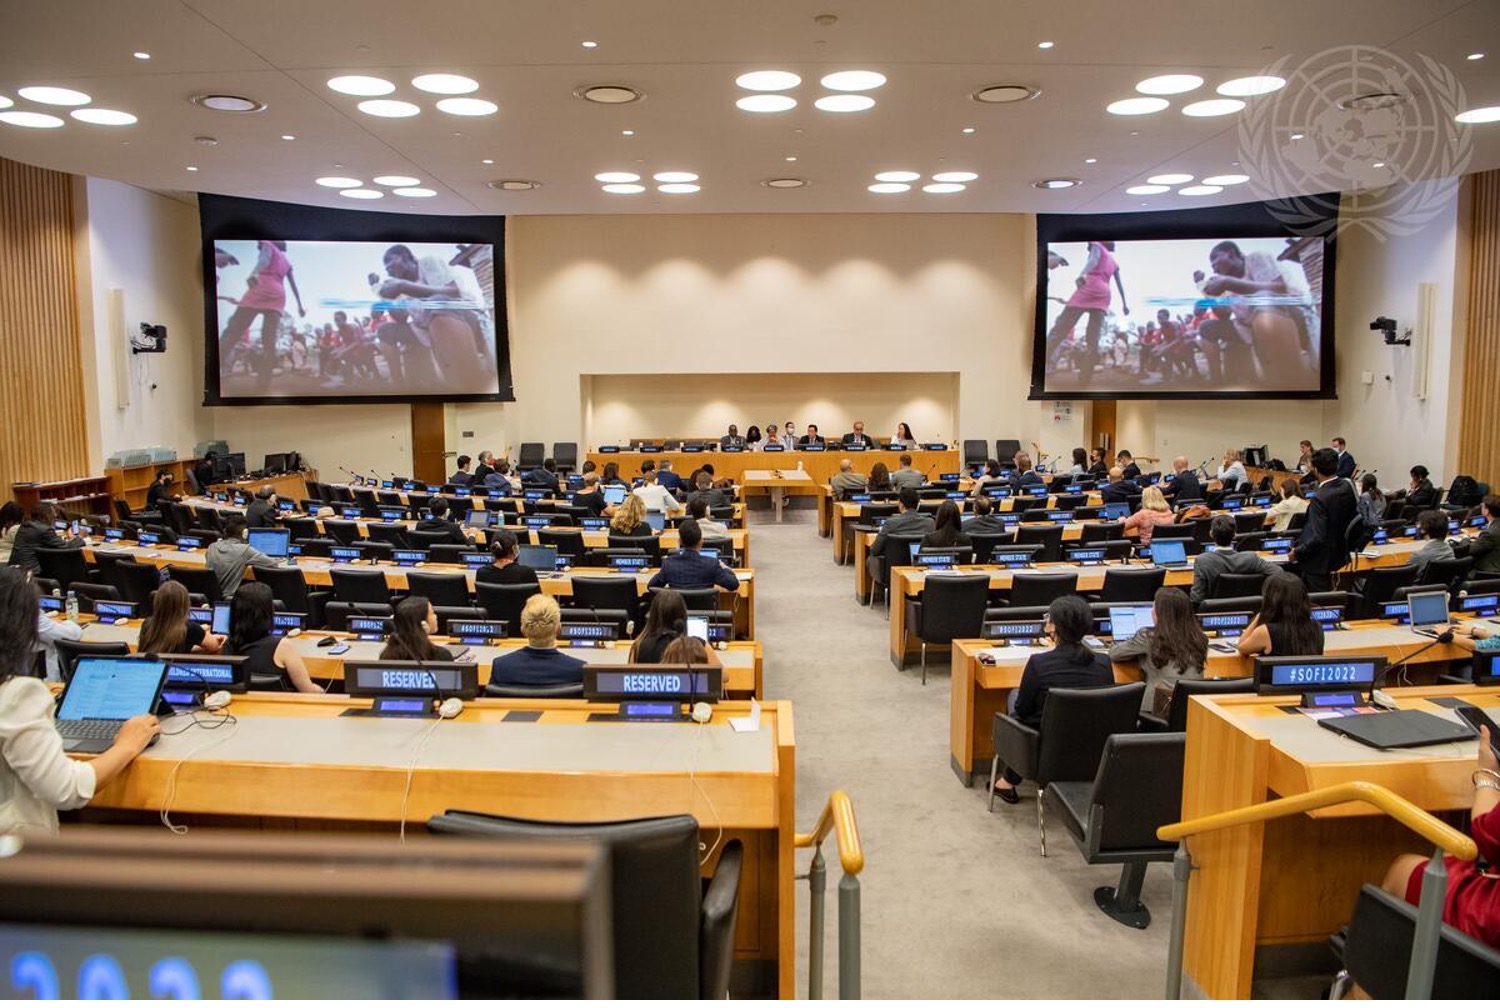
[190,490,749,522]
[79,544,758,638]
[586,448,961,491]
[74,692,797,998]
[945,619,1487,786]
[825,490,1102,553]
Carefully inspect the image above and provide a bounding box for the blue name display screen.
[590,671,714,697]
[165,663,237,686]
[1268,661,1379,687]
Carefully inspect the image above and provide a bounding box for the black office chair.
[70,582,122,610]
[322,601,392,632]
[1100,539,1136,561]
[583,548,648,568]
[1422,556,1475,591]
[283,516,321,541]
[995,439,1022,462]
[476,581,540,627]
[539,529,587,564]
[432,606,489,634]
[1005,571,1079,609]
[967,530,1015,565]
[1210,571,1269,601]
[656,586,722,613]
[903,573,989,681]
[1080,521,1126,544]
[869,533,926,607]
[142,523,179,546]
[427,812,743,999]
[1053,493,1087,511]
[163,564,221,603]
[1196,595,1263,616]
[1138,677,1254,732]
[329,568,392,606]
[1148,523,1196,543]
[1234,532,1267,553]
[251,564,331,628]
[1015,524,1065,562]
[184,528,221,547]
[406,572,473,608]
[34,547,94,593]
[1042,732,1186,928]
[608,534,663,565]
[483,681,585,698]
[88,551,132,596]
[1308,590,1358,613]
[552,442,579,475]
[365,522,409,548]
[570,576,644,630]
[989,683,1146,840]
[407,529,457,552]
[115,559,163,611]
[55,640,130,682]
[193,506,226,532]
[962,440,989,469]
[1089,567,1165,604]
[517,443,546,471]
[293,537,336,559]
[358,541,395,563]
[322,519,361,546]
[1354,563,1419,618]
[425,543,471,566]
[1328,884,1500,999]
[1232,511,1266,535]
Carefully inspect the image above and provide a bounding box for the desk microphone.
[1379,631,1455,685]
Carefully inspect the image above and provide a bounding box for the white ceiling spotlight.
[1034,178,1081,189]
[18,86,91,106]
[1125,184,1169,195]
[0,111,64,128]
[820,70,886,92]
[487,179,540,191]
[327,75,395,96]
[1136,74,1204,95]
[1182,98,1246,117]
[922,183,966,193]
[874,171,921,183]
[1177,184,1223,195]
[1147,172,1194,185]
[436,97,497,116]
[0,96,11,110]
[658,183,701,194]
[735,70,801,91]
[1202,173,1249,185]
[316,176,363,188]
[339,188,383,199]
[132,52,151,60]
[393,187,437,197]
[931,171,978,183]
[601,183,645,194]
[594,171,640,183]
[193,94,265,113]
[737,94,797,113]
[653,171,699,183]
[70,108,137,125]
[357,99,421,118]
[868,183,910,193]
[412,73,478,95]
[373,175,421,187]
[814,94,875,112]
[1037,41,1055,50]
[1216,76,1285,97]
[1106,97,1169,116]
[1456,106,1500,124]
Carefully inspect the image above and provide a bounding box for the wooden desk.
[1176,686,1499,999]
[209,471,316,502]
[831,493,1107,566]
[199,489,749,524]
[587,448,961,489]
[740,469,815,523]
[78,693,797,998]
[946,624,1472,786]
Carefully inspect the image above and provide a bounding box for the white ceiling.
[0,0,1496,215]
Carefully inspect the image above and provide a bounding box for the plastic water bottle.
[65,590,79,623]
[797,460,804,471]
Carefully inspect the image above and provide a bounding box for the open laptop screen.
[57,658,166,721]
[247,528,290,558]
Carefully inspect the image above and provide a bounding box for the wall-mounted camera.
[1369,316,1410,346]
[132,323,167,354]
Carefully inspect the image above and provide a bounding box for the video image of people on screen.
[1039,236,1325,394]
[213,239,501,398]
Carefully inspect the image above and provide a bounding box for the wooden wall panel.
[0,157,90,497]
[1459,169,1500,480]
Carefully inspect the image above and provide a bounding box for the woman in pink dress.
[1045,240,1129,383]
[218,240,306,386]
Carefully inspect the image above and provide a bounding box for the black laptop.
[1318,709,1478,750]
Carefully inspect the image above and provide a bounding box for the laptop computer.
[1101,503,1130,521]
[54,657,168,753]
[602,484,628,506]
[1149,538,1190,569]
[1108,605,1155,639]
[646,512,667,533]
[518,543,561,573]
[1406,589,1451,637]
[247,527,291,560]
[1319,709,1477,750]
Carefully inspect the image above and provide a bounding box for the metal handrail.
[795,790,863,999]
[1157,780,1476,999]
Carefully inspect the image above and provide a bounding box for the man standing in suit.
[719,425,745,450]
[1165,456,1203,503]
[842,421,876,448]
[1292,447,1357,592]
[867,487,936,584]
[647,519,740,591]
[1099,467,1135,505]
[1332,437,1357,479]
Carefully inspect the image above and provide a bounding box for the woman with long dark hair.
[891,422,917,450]
[1237,573,1324,656]
[227,582,319,693]
[1109,587,1208,714]
[137,580,222,655]
[1357,473,1386,529]
[630,588,688,664]
[1068,447,1088,476]
[380,595,454,663]
[922,500,971,549]
[0,568,158,833]
[0,501,23,565]
[868,462,893,492]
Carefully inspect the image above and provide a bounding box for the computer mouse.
[202,690,232,711]
[112,616,129,626]
[437,697,464,719]
[316,636,338,647]
[1371,689,1399,710]
[284,627,301,638]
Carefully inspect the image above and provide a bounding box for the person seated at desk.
[963,495,1009,535]
[207,515,280,598]
[1009,452,1045,493]
[489,594,587,687]
[145,470,182,510]
[1463,495,1500,574]
[798,424,826,447]
[628,588,685,663]
[1215,449,1248,493]
[1066,447,1088,477]
[414,497,468,546]
[662,635,714,665]
[633,470,684,515]
[193,452,219,494]
[843,421,876,448]
[685,471,729,511]
[1087,447,1109,479]
[35,586,82,682]
[245,486,279,529]
[8,503,83,574]
[1108,586,1207,715]
[0,502,21,565]
[380,595,455,662]
[1236,572,1323,657]
[648,519,739,591]
[1356,474,1386,531]
[1409,508,1456,583]
[784,421,799,445]
[0,568,159,834]
[139,581,224,655]
[476,530,540,587]
[687,498,730,539]
[609,494,656,538]
[484,460,521,492]
[761,425,786,450]
[890,454,925,491]
[921,500,970,549]
[1294,439,1315,476]
[1379,722,1500,951]
[890,422,918,451]
[571,472,610,517]
[523,458,562,493]
[449,454,474,487]
[651,459,684,493]
[868,462,893,492]
[1116,449,1142,482]
[970,459,1005,498]
[1124,485,1178,545]
[867,487,935,581]
[1388,464,1439,510]
[720,424,745,450]
[1099,467,1135,505]
[227,582,319,693]
[1267,477,1308,532]
[745,424,763,448]
[1332,436,1357,479]
[600,461,627,487]
[1190,515,1280,604]
[831,459,867,498]
[991,595,1113,805]
[1165,456,1204,503]
[471,450,496,484]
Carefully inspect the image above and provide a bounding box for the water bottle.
[65,590,79,623]
[797,460,804,471]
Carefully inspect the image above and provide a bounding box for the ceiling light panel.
[0,111,64,128]
[820,70,886,92]
[923,183,966,193]
[658,183,700,194]
[814,94,874,112]
[931,171,978,183]
[594,171,640,183]
[874,171,920,183]
[411,73,478,95]
[1216,75,1285,97]
[868,183,910,193]
[1177,184,1223,195]
[736,70,800,91]
[327,75,395,96]
[339,188,383,199]
[393,187,436,197]
[1125,184,1169,195]
[358,99,420,118]
[436,97,497,116]
[1106,97,1169,116]
[18,86,90,106]
[601,183,645,194]
[1202,173,1249,185]
[1182,98,1245,117]
[1147,173,1194,185]
[70,108,137,125]
[737,94,796,113]
[373,175,421,187]
[653,171,698,183]
[316,176,362,188]
[1136,74,1203,95]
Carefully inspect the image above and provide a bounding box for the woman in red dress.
[218,240,306,387]
[1045,240,1130,384]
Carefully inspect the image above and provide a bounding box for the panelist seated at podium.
[842,421,876,448]
[489,595,586,687]
[798,424,826,447]
[719,424,745,450]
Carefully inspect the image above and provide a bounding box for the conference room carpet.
[751,512,1175,999]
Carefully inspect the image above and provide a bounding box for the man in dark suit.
[1292,447,1358,592]
[449,454,474,487]
[867,487,936,583]
[1099,467,1136,505]
[523,458,562,492]
[962,495,1010,534]
[798,424,826,447]
[1463,495,1500,574]
[1332,437,1356,479]
[472,450,496,484]
[1165,456,1203,503]
[684,471,729,510]
[1009,452,1045,494]
[654,459,687,493]
[1190,515,1281,604]
[719,425,745,450]
[647,519,740,591]
[413,497,469,546]
[1115,450,1142,482]
[842,421,876,448]
[245,487,280,528]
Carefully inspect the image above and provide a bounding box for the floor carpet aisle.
[746,511,1174,999]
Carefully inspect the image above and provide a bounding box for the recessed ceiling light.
[192,94,266,113]
[1084,157,1098,164]
[932,170,978,183]
[1456,106,1500,124]
[577,84,642,104]
[1290,132,1305,140]
[621,129,635,136]
[133,51,151,60]
[373,175,421,187]
[487,179,540,191]
[316,176,362,188]
[1037,41,1055,50]
[0,96,11,110]
[658,183,701,194]
[736,94,797,113]
[1126,184,1170,195]
[1468,53,1485,61]
[393,187,437,197]
[70,108,137,126]
[193,135,218,145]
[1107,97,1169,115]
[653,171,699,183]
[482,158,495,165]
[1033,178,1080,189]
[868,183,910,194]
[784,155,797,162]
[358,99,421,118]
[436,97,497,116]
[814,94,875,112]
[874,171,921,183]
[1216,75,1285,97]
[962,126,976,134]
[764,177,807,188]
[0,111,64,128]
[601,183,645,194]
[412,73,478,95]
[594,171,640,183]
[18,86,90,106]
[820,70,886,92]
[1178,184,1223,196]
[923,182,966,193]
[736,70,801,91]
[281,134,295,140]
[340,188,383,199]
[581,40,598,48]
[1182,98,1245,117]
[327,75,395,97]
[1136,74,1204,95]
[185,165,198,171]
[1202,173,1249,185]
[1148,172,1194,185]
[972,85,1038,104]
